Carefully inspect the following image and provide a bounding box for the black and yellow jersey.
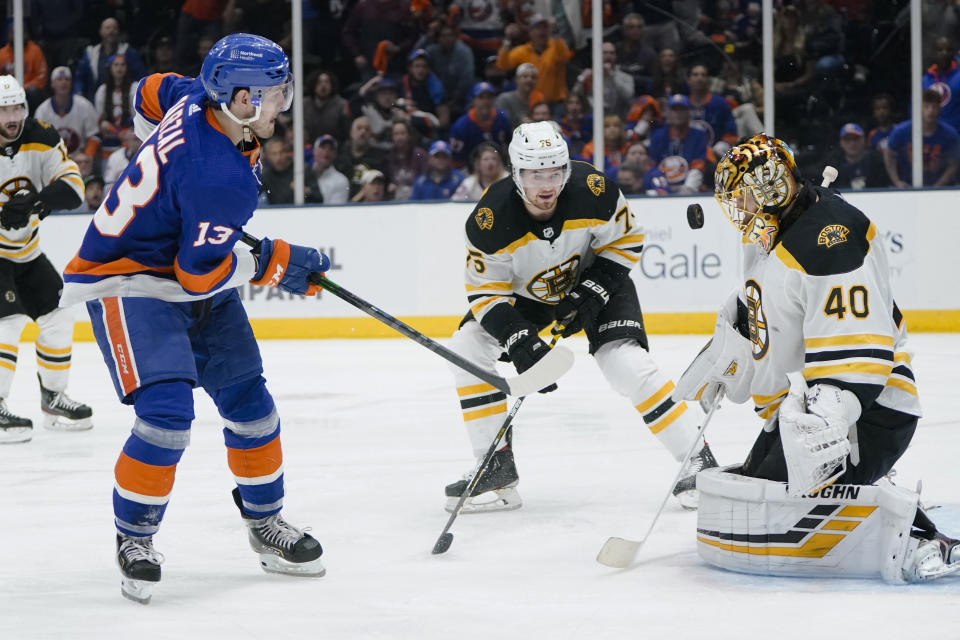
[0,118,83,263]
[463,161,643,326]
[739,185,920,420]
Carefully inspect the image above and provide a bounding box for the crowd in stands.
[3,0,958,208]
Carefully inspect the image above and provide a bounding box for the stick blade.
[432,533,454,555]
[596,537,642,568]
[504,344,575,397]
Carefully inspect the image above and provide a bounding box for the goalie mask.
[714,134,801,252]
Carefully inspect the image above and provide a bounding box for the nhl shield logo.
[587,173,605,196]
[817,224,850,248]
[475,207,494,230]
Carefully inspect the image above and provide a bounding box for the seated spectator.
[94,53,139,157]
[650,48,687,99]
[0,24,48,111]
[496,14,574,105]
[615,162,644,195]
[386,120,428,201]
[259,138,295,205]
[922,36,960,133]
[306,134,350,204]
[352,169,388,203]
[403,49,449,131]
[452,142,508,201]
[617,13,658,94]
[449,82,512,169]
[303,69,350,145]
[75,17,147,101]
[625,94,663,144]
[411,140,465,200]
[622,143,669,195]
[686,64,738,157]
[648,94,712,194]
[884,89,960,187]
[482,54,510,94]
[579,114,629,176]
[868,93,896,152]
[773,5,813,135]
[71,150,94,180]
[349,75,403,151]
[449,0,506,56]
[495,63,544,128]
[34,66,101,157]
[335,116,388,197]
[573,42,635,121]
[341,0,418,78]
[711,58,765,138]
[426,23,475,118]
[148,35,176,75]
[103,127,141,191]
[823,123,889,190]
[558,92,593,158]
[529,100,553,122]
[82,174,106,212]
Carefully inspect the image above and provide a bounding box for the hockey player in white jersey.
[675,134,958,582]
[443,120,718,513]
[0,75,91,443]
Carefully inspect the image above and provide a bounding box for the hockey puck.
[686,203,704,229]
[432,533,454,554]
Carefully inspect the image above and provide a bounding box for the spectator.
[529,100,553,122]
[452,142,508,201]
[558,92,593,158]
[402,49,449,131]
[573,42,634,121]
[74,17,147,101]
[824,123,889,191]
[342,0,418,78]
[181,34,217,78]
[482,54,509,94]
[648,94,711,194]
[579,114,629,176]
[306,135,350,205]
[32,0,85,69]
[259,138,294,205]
[617,14,658,95]
[625,94,663,144]
[34,66,101,157]
[496,14,575,104]
[94,53,138,157]
[773,5,813,133]
[450,0,507,56]
[70,150,94,180]
[635,0,681,52]
[623,142,669,195]
[884,89,960,188]
[353,168,388,202]
[82,174,105,212]
[0,24,48,110]
[449,82,512,169]
[335,116,388,198]
[174,0,226,69]
[148,35,176,75]
[686,64,738,157]
[103,127,141,191]
[615,162,645,195]
[386,120,428,201]
[868,93,896,152]
[650,48,687,99]
[303,69,350,145]
[426,23,475,118]
[349,75,404,151]
[922,36,960,134]
[411,140,465,200]
[495,63,544,128]
[711,58,764,138]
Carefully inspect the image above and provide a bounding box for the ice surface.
[2,334,958,639]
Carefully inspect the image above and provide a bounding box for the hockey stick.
[431,333,562,555]
[238,232,574,397]
[596,389,725,569]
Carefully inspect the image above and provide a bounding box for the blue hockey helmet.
[200,33,293,113]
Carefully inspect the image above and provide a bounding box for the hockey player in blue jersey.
[60,34,328,604]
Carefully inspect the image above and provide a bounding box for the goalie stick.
[238,233,574,397]
[596,389,724,569]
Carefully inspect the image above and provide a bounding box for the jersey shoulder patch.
[465,176,530,254]
[559,161,620,222]
[776,189,874,276]
[20,118,65,149]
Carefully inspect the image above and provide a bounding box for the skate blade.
[43,414,93,431]
[0,427,32,444]
[445,487,522,514]
[674,488,700,511]
[258,554,326,577]
[120,578,156,604]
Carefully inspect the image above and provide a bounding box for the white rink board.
[43,189,960,321]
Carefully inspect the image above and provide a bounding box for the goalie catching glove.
[251,237,330,296]
[503,321,557,393]
[779,372,859,497]
[1,188,49,230]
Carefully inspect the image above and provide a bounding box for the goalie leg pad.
[696,467,919,582]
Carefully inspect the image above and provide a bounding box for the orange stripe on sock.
[115,452,177,497]
[227,435,283,479]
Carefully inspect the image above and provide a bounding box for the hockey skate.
[445,445,522,513]
[901,533,960,582]
[0,399,32,444]
[672,442,719,510]
[232,488,325,577]
[116,534,163,604]
[40,382,93,431]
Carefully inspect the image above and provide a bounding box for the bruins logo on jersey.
[817,224,849,248]
[723,361,738,377]
[0,176,35,204]
[474,207,494,230]
[587,173,605,196]
[744,279,769,360]
[527,256,580,303]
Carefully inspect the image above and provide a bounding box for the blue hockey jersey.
[61,73,261,305]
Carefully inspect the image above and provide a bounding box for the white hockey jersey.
[0,118,84,263]
[738,186,921,421]
[463,161,642,325]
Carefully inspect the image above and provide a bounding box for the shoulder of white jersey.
[19,118,66,149]
[559,160,622,222]
[774,186,875,276]
[465,176,529,254]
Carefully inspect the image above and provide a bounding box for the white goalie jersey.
[738,186,921,421]
[463,161,643,325]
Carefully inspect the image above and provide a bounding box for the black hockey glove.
[503,321,557,394]
[1,188,48,230]
[552,273,614,338]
